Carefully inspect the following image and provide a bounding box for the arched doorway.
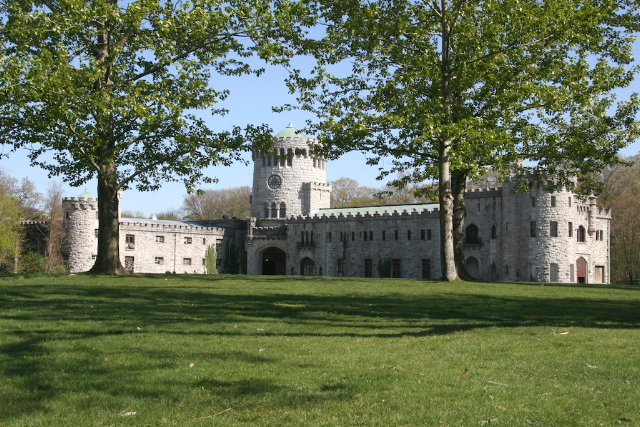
[576,257,587,283]
[261,247,286,275]
[466,256,479,279]
[300,257,316,276]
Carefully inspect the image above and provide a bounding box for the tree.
[0,184,22,272]
[182,186,251,220]
[597,154,640,283]
[330,177,377,207]
[0,0,305,274]
[43,182,66,273]
[287,0,640,280]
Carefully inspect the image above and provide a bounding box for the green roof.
[311,203,439,217]
[77,189,95,199]
[274,123,307,139]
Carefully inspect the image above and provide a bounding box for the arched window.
[465,224,480,244]
[577,225,586,242]
[279,148,285,167]
[264,203,269,218]
[279,202,286,218]
[287,148,293,167]
[271,202,277,218]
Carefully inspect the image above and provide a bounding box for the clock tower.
[251,123,331,219]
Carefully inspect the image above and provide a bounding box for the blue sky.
[1,38,639,217]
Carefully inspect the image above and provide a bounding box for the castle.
[63,124,611,283]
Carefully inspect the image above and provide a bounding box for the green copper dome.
[77,189,95,199]
[274,123,307,139]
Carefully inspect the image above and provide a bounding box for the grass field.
[1,274,639,426]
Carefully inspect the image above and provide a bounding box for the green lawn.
[1,274,639,426]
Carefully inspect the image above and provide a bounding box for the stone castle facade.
[63,124,611,283]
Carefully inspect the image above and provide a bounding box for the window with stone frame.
[577,225,586,242]
[183,258,192,266]
[550,221,558,237]
[125,234,135,249]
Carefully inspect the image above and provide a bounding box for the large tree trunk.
[90,168,124,275]
[452,169,470,280]
[439,139,459,281]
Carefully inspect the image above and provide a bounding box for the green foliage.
[377,257,392,278]
[205,244,217,274]
[18,251,45,274]
[0,0,309,273]
[1,275,639,425]
[182,186,251,220]
[0,186,22,270]
[286,0,640,280]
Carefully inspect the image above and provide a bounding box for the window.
[577,226,586,242]
[327,232,332,242]
[491,225,497,239]
[394,230,399,241]
[422,259,431,279]
[550,221,558,237]
[184,237,192,244]
[407,230,412,240]
[124,256,134,272]
[337,259,345,276]
[551,196,556,207]
[530,221,537,238]
[568,222,573,238]
[421,229,425,240]
[156,235,165,243]
[364,259,373,278]
[568,197,572,207]
[271,202,277,218]
[382,230,386,241]
[94,229,99,238]
[279,202,286,218]
[155,257,164,265]
[369,231,373,240]
[466,224,480,244]
[125,234,135,249]
[264,203,269,218]
[363,231,368,241]
[287,148,293,167]
[183,258,192,266]
[550,263,559,282]
[531,196,536,207]
[352,232,355,241]
[202,238,206,245]
[427,229,432,240]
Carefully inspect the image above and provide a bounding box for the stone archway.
[466,256,479,279]
[261,247,286,275]
[300,257,316,276]
[576,257,587,283]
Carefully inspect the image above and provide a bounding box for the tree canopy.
[0,0,307,273]
[287,0,640,280]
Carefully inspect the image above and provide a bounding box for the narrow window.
[369,231,373,240]
[568,222,573,237]
[421,229,426,240]
[550,263,559,282]
[577,226,586,242]
[382,230,386,241]
[287,148,293,167]
[271,202,277,218]
[352,231,355,241]
[279,148,285,167]
[531,196,536,207]
[264,203,269,218]
[568,197,572,207]
[327,232,332,242]
[550,221,558,237]
[279,202,286,218]
[364,231,368,241]
[94,229,99,238]
[407,230,412,240]
[491,225,497,239]
[530,221,537,238]
[551,196,556,207]
[394,230,398,241]
[202,238,206,245]
[427,229,432,240]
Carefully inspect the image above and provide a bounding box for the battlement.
[120,220,227,233]
[285,206,440,223]
[465,187,502,197]
[63,196,98,210]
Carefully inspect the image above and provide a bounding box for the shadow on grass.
[1,276,639,421]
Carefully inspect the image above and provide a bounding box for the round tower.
[63,190,99,273]
[251,124,331,218]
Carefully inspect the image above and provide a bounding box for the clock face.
[267,174,282,189]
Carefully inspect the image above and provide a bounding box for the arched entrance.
[300,257,316,276]
[261,247,286,275]
[576,257,587,283]
[466,256,479,279]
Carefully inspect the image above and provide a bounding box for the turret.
[251,124,331,218]
[63,190,99,273]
